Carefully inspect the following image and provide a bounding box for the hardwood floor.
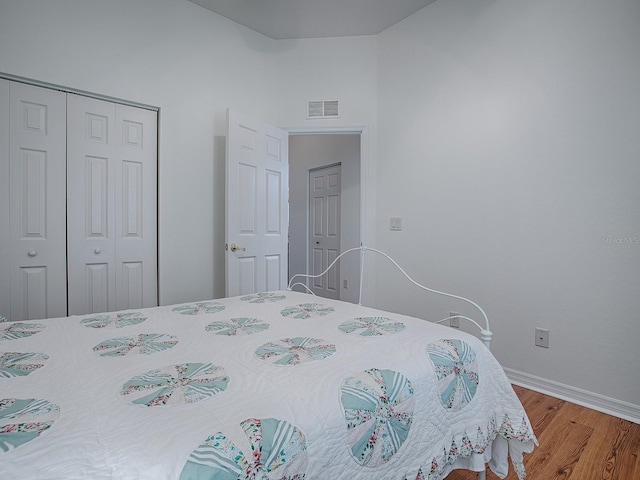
[445,386,640,480]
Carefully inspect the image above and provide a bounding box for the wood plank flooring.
[445,386,640,480]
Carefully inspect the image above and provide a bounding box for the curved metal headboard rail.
[287,245,493,349]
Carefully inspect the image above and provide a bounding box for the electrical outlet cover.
[535,328,549,348]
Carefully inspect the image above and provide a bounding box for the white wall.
[0,0,279,304]
[270,35,379,255]
[0,0,378,304]
[375,0,640,408]
[289,134,361,303]
[271,36,378,130]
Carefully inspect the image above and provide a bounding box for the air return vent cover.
[307,100,339,119]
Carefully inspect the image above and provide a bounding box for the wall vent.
[307,100,339,119]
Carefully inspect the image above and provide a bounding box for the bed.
[1,247,537,479]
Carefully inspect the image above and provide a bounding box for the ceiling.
[187,0,437,40]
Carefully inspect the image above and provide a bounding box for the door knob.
[27,250,37,257]
[94,248,102,254]
[230,243,246,252]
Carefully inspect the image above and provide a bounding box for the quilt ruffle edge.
[406,411,538,480]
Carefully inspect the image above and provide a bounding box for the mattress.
[1,290,536,479]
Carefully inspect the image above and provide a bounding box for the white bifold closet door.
[0,81,157,321]
[0,80,68,320]
[67,94,157,315]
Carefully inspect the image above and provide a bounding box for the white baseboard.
[504,368,640,424]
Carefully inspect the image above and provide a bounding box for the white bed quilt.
[1,291,536,479]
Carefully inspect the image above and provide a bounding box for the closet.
[0,79,157,321]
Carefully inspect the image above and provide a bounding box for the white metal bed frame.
[288,245,493,480]
[287,245,492,349]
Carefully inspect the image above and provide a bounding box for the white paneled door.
[309,164,341,299]
[0,80,68,321]
[226,110,288,296]
[0,80,157,321]
[114,104,157,311]
[67,94,157,315]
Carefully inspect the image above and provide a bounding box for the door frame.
[286,125,368,302]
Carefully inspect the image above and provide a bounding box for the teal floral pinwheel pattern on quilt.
[255,337,336,366]
[341,368,415,467]
[0,398,60,453]
[240,292,286,304]
[0,322,46,342]
[339,317,406,337]
[119,362,229,407]
[180,417,308,480]
[280,303,334,319]
[172,302,226,315]
[206,317,270,336]
[427,339,479,411]
[0,352,49,378]
[81,312,147,329]
[93,333,178,357]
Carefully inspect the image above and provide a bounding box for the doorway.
[288,133,361,303]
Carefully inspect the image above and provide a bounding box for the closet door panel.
[67,94,116,315]
[67,95,157,315]
[1,81,67,321]
[115,105,157,310]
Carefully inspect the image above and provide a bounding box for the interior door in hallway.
[225,110,289,297]
[309,163,341,299]
[67,94,157,315]
[0,80,67,321]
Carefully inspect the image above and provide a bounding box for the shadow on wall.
[213,135,226,299]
